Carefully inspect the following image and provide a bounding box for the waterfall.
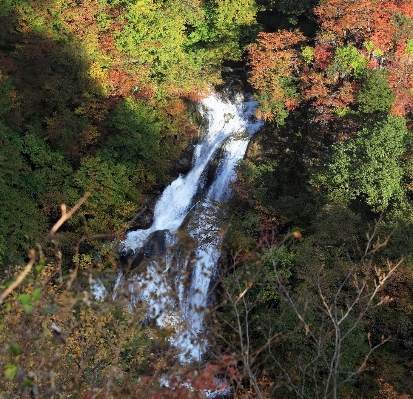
[119,90,263,362]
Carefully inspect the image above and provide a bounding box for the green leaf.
[18,293,33,313]
[18,293,31,305]
[0,281,13,289]
[35,259,45,272]
[22,303,33,313]
[406,38,413,55]
[8,343,21,357]
[21,375,35,388]
[3,364,18,380]
[32,289,41,301]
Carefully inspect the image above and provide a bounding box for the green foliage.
[275,0,316,17]
[7,343,21,357]
[112,0,260,96]
[3,364,18,380]
[330,45,369,78]
[18,293,33,314]
[19,132,73,200]
[364,40,376,52]
[0,75,15,119]
[69,156,141,235]
[312,116,410,211]
[258,248,296,302]
[256,94,290,125]
[0,132,46,264]
[392,12,413,43]
[363,40,384,56]
[406,38,413,55]
[225,208,260,255]
[357,70,395,114]
[0,261,154,396]
[102,97,161,166]
[255,75,301,125]
[207,0,261,57]
[184,0,261,58]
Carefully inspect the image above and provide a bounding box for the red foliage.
[62,0,102,36]
[183,90,208,103]
[300,0,413,123]
[99,34,116,52]
[108,67,154,99]
[397,0,413,20]
[248,30,306,120]
[385,39,413,116]
[143,41,162,48]
[314,0,397,50]
[249,30,306,73]
[367,58,379,69]
[314,44,334,69]
[302,72,331,102]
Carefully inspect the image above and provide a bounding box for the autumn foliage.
[248,0,413,128]
[248,30,305,123]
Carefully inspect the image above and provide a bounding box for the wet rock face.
[128,206,154,231]
[175,143,196,174]
[119,247,144,271]
[120,230,169,271]
[142,230,168,259]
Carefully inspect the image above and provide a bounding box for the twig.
[47,188,93,237]
[0,249,36,305]
[1,189,93,305]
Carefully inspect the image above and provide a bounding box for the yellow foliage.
[0,262,153,397]
[88,61,110,97]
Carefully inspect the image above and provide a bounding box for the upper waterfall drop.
[120,90,263,361]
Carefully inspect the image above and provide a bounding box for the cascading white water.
[120,91,263,361]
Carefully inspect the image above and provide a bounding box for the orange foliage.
[284,97,299,110]
[249,30,305,77]
[62,0,101,35]
[387,41,413,116]
[337,81,356,104]
[248,30,306,121]
[100,33,116,52]
[108,67,154,99]
[398,0,413,19]
[162,98,198,139]
[314,0,397,50]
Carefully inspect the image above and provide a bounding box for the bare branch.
[47,188,93,237]
[0,249,36,305]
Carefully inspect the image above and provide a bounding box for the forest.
[1,0,413,397]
